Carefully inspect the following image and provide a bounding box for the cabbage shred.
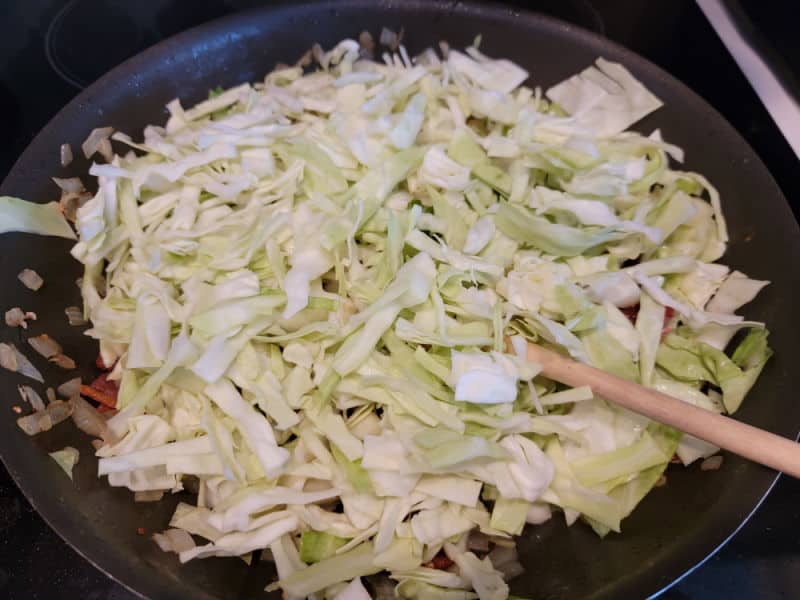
[59,36,772,599]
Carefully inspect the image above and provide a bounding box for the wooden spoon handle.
[526,343,800,478]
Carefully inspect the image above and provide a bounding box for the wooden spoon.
[525,342,800,478]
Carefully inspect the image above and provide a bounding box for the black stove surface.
[1,1,798,598]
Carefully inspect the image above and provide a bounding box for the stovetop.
[1,1,799,598]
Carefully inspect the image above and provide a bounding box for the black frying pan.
[1,2,799,599]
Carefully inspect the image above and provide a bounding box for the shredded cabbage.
[49,446,80,479]
[4,32,774,600]
[0,196,76,239]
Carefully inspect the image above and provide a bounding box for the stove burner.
[44,0,150,89]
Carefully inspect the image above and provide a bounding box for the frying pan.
[1,2,799,599]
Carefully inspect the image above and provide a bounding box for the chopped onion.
[60,143,73,167]
[28,333,63,359]
[49,399,72,422]
[60,190,92,223]
[5,307,37,329]
[97,138,114,163]
[135,490,165,503]
[311,43,324,65]
[380,27,401,51]
[18,385,46,412]
[81,126,114,160]
[16,400,72,435]
[701,455,724,471]
[0,343,43,382]
[358,31,375,57]
[52,177,84,194]
[57,377,82,398]
[50,353,77,370]
[18,269,44,291]
[69,395,111,441]
[64,306,88,326]
[296,49,313,68]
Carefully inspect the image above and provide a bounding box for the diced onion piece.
[65,306,88,326]
[0,343,43,382]
[60,190,91,223]
[50,353,77,370]
[16,415,46,436]
[16,400,72,435]
[28,333,63,359]
[136,491,165,503]
[52,177,84,193]
[380,27,401,51]
[295,49,312,68]
[60,143,73,167]
[97,138,114,163]
[52,177,90,222]
[81,126,114,160]
[57,377,82,398]
[358,31,375,57]
[49,399,74,423]
[701,455,724,471]
[18,385,46,412]
[18,269,44,291]
[5,307,37,329]
[311,43,324,64]
[69,395,111,441]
